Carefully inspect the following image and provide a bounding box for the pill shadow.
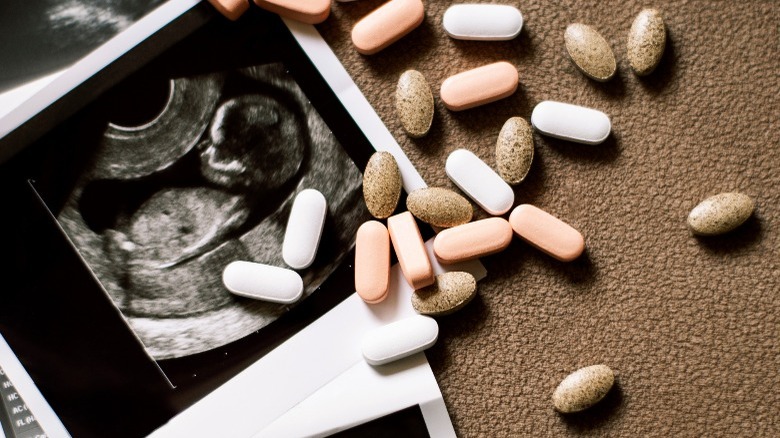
[446,86,532,135]
[511,145,546,205]
[693,215,764,254]
[589,67,627,100]
[544,249,598,286]
[408,104,446,156]
[449,26,535,64]
[541,132,621,163]
[638,30,677,94]
[558,381,624,432]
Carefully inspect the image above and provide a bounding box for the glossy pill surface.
[445,149,514,215]
[387,211,435,290]
[442,4,523,41]
[222,261,303,304]
[440,62,518,111]
[282,189,327,270]
[509,204,585,262]
[351,0,424,55]
[553,365,615,413]
[254,0,331,24]
[531,101,611,145]
[355,221,391,304]
[433,218,513,263]
[361,315,439,365]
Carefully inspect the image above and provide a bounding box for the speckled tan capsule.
[396,70,434,138]
[687,192,755,236]
[411,271,477,316]
[406,187,472,228]
[564,24,616,82]
[552,364,615,413]
[627,9,666,76]
[363,152,402,219]
[496,117,534,185]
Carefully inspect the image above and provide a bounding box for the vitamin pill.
[445,149,514,215]
[687,192,755,236]
[361,315,439,366]
[412,272,477,316]
[387,211,435,290]
[433,218,512,263]
[509,204,585,262]
[222,261,303,304]
[406,187,472,228]
[363,151,402,219]
[553,365,615,413]
[207,0,250,21]
[442,4,523,41]
[396,70,434,138]
[495,117,534,185]
[282,189,327,270]
[440,62,518,111]
[627,9,666,76]
[351,0,424,55]
[564,23,616,82]
[530,101,611,145]
[355,221,391,304]
[254,0,331,24]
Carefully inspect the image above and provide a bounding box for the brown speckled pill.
[564,24,616,82]
[627,8,666,76]
[396,70,434,138]
[496,117,534,185]
[411,272,477,316]
[552,364,615,413]
[406,187,472,228]
[363,152,402,219]
[687,192,755,236]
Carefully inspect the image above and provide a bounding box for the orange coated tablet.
[387,211,435,290]
[355,221,391,304]
[509,204,585,262]
[207,0,250,20]
[351,0,425,55]
[433,217,513,264]
[440,61,519,111]
[254,0,331,24]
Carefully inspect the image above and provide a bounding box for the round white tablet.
[530,101,611,145]
[443,4,523,41]
[222,261,304,304]
[445,149,514,215]
[282,189,327,270]
[361,315,439,366]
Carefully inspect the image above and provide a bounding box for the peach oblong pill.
[207,0,250,20]
[433,217,513,263]
[440,61,518,111]
[351,0,425,55]
[387,211,435,290]
[509,204,585,262]
[253,0,331,25]
[355,221,391,304]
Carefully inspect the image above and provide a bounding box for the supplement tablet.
[445,149,514,215]
[531,101,611,145]
[433,218,513,263]
[361,315,439,365]
[207,0,250,20]
[282,189,327,270]
[440,62,519,111]
[254,0,332,24]
[443,4,523,41]
[355,221,391,304]
[509,204,585,262]
[222,261,304,304]
[351,0,425,55]
[552,365,615,413]
[387,211,435,290]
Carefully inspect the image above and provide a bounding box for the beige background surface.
[318,0,779,436]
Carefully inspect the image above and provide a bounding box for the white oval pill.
[282,189,327,269]
[445,149,514,215]
[443,4,523,41]
[222,261,303,304]
[531,101,611,145]
[361,315,439,366]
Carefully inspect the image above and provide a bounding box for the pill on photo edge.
[207,0,250,20]
[282,189,327,270]
[254,0,332,24]
[363,151,402,219]
[361,315,439,365]
[387,211,435,290]
[445,148,514,216]
[222,261,304,304]
[355,221,391,304]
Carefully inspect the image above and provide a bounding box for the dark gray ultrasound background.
[56,63,367,359]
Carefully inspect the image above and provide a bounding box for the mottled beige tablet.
[387,211,435,290]
[440,61,518,111]
[207,0,250,20]
[509,204,585,262]
[355,221,391,304]
[351,0,425,55]
[433,217,513,263]
[254,0,331,24]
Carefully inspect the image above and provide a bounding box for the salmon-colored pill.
[207,0,250,20]
[509,204,585,262]
[387,211,435,290]
[254,0,331,24]
[351,0,425,55]
[433,217,513,263]
[355,221,391,304]
[440,61,519,111]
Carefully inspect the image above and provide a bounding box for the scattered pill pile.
[208,0,759,417]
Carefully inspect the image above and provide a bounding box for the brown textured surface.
[318,0,779,435]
